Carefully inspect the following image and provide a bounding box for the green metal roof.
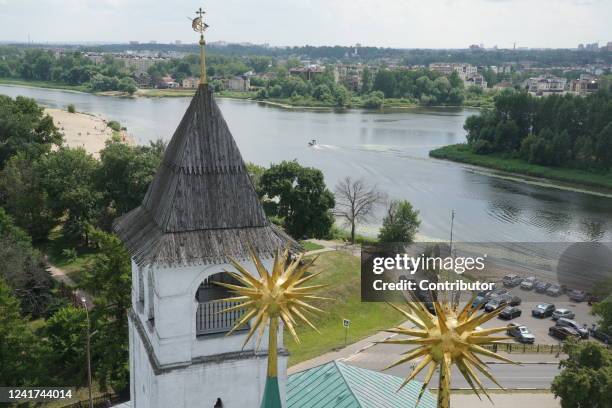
[287,361,436,408]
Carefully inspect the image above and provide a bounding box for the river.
[1,84,611,244]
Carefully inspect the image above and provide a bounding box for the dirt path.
[48,264,93,309]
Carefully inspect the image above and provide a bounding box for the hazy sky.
[0,0,611,48]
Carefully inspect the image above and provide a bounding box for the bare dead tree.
[333,177,386,243]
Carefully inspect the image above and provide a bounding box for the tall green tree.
[0,153,55,240]
[378,200,421,243]
[96,139,164,218]
[551,340,612,408]
[259,160,335,239]
[0,208,53,317]
[0,95,62,167]
[0,277,46,386]
[81,228,132,394]
[38,147,102,243]
[43,305,88,386]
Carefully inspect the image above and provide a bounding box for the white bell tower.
[113,84,297,407]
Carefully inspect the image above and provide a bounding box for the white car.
[552,308,575,321]
[520,276,536,290]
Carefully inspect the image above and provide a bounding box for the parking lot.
[478,291,599,345]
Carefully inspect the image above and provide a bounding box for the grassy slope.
[430,144,612,191]
[284,251,403,366]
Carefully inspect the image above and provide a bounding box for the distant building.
[429,63,477,81]
[289,65,325,81]
[465,74,488,89]
[159,75,179,89]
[134,73,152,88]
[524,75,567,94]
[334,64,366,91]
[117,56,165,76]
[569,74,599,95]
[222,75,250,92]
[182,77,199,89]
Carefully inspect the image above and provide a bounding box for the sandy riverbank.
[45,108,132,157]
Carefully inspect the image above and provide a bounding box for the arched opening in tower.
[195,272,250,336]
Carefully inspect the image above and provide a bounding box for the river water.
[1,84,610,244]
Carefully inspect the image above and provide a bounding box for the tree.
[37,147,102,243]
[0,95,62,168]
[80,228,132,393]
[259,161,335,239]
[551,340,612,408]
[43,305,88,386]
[596,122,612,169]
[0,277,46,386]
[334,177,385,243]
[96,139,164,218]
[378,200,421,243]
[593,298,612,336]
[373,70,397,98]
[0,153,56,240]
[0,207,53,318]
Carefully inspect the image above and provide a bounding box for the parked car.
[552,308,575,321]
[488,288,509,299]
[568,289,587,302]
[532,303,555,318]
[507,323,535,343]
[556,318,589,339]
[549,325,581,341]
[520,276,537,290]
[499,306,522,320]
[546,284,563,297]
[508,295,522,306]
[589,326,611,345]
[485,297,508,312]
[472,295,488,310]
[502,274,523,287]
[535,281,551,293]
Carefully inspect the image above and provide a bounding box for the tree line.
[464,89,612,170]
[0,47,139,94]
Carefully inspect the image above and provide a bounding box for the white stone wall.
[130,257,287,407]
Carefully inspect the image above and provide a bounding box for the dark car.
[556,318,589,339]
[502,274,523,287]
[549,325,581,341]
[532,303,555,318]
[535,281,551,293]
[507,323,535,343]
[589,326,611,345]
[499,306,522,320]
[568,289,587,302]
[472,295,488,310]
[546,284,563,297]
[508,295,522,306]
[485,297,508,312]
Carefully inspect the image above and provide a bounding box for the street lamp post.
[81,297,93,408]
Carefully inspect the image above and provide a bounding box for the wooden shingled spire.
[113,85,298,266]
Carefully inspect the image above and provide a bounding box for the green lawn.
[430,144,612,191]
[284,251,404,366]
[0,78,89,92]
[36,226,98,286]
[299,240,325,251]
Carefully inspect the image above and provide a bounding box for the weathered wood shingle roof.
[113,85,298,267]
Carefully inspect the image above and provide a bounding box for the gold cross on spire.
[192,7,209,85]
